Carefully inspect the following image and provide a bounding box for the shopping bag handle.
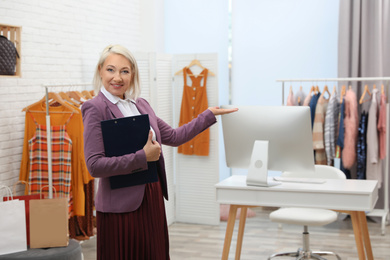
[0,185,13,201]
[12,180,30,195]
[40,185,57,199]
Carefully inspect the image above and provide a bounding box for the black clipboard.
[100,114,158,189]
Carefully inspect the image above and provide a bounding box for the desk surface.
[215,176,378,211]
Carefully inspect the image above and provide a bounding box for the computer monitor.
[221,105,315,187]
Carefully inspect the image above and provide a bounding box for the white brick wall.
[0,0,142,194]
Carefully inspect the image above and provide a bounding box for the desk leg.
[350,211,366,260]
[222,205,238,260]
[235,206,248,260]
[358,211,374,260]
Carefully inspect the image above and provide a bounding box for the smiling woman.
[93,45,141,100]
[81,44,237,260]
[98,54,132,99]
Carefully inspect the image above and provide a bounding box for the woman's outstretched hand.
[208,106,238,116]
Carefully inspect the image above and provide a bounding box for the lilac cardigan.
[82,92,216,213]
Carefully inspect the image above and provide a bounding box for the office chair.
[268,165,345,260]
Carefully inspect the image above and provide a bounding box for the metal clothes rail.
[42,83,91,198]
[276,77,390,235]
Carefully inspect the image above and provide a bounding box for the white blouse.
[101,87,156,141]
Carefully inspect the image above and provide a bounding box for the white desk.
[215,175,379,260]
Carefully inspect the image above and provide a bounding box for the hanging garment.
[69,180,94,240]
[366,88,382,188]
[312,95,329,165]
[286,88,295,106]
[324,90,340,165]
[178,67,210,156]
[342,89,359,169]
[378,92,387,159]
[336,98,351,178]
[303,92,312,106]
[357,111,368,179]
[20,102,93,216]
[309,92,321,128]
[28,112,73,214]
[294,88,306,106]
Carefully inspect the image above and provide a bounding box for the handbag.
[29,186,69,248]
[0,35,19,75]
[3,181,43,246]
[0,185,27,255]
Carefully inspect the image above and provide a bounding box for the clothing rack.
[42,83,91,198]
[276,77,390,235]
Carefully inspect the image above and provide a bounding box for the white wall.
[231,0,339,106]
[164,0,231,181]
[0,0,142,187]
[140,0,165,52]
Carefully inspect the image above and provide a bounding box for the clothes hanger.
[340,85,346,102]
[174,59,216,76]
[320,85,330,99]
[82,90,93,100]
[381,84,385,95]
[67,91,85,104]
[308,85,315,96]
[59,91,80,107]
[314,85,320,94]
[332,85,337,95]
[359,85,372,104]
[22,92,79,113]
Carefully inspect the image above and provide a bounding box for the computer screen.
[221,105,315,185]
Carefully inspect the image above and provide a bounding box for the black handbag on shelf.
[0,35,19,75]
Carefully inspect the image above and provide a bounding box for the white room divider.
[134,52,220,226]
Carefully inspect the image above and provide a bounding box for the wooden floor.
[80,207,390,260]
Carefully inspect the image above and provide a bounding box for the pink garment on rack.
[378,92,387,160]
[342,89,358,169]
[287,89,295,106]
[303,93,312,106]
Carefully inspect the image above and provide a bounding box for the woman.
[82,44,237,260]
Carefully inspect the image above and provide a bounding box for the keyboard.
[273,176,326,184]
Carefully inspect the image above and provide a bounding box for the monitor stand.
[246,140,281,187]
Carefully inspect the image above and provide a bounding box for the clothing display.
[324,90,340,165]
[309,92,321,128]
[28,112,73,214]
[378,92,387,160]
[366,88,382,188]
[357,111,368,179]
[20,90,95,240]
[286,87,295,106]
[342,89,358,169]
[312,94,329,165]
[288,84,386,184]
[294,88,306,106]
[178,67,210,156]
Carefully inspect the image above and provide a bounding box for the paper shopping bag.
[29,196,69,248]
[3,181,43,246]
[0,185,27,255]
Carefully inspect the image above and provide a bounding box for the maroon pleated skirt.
[96,180,170,260]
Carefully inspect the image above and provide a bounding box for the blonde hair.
[93,44,141,99]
